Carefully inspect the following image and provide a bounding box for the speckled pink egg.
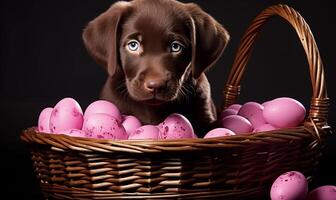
[220,115,252,135]
[270,171,308,200]
[122,115,142,136]
[306,185,336,200]
[84,100,122,122]
[62,129,87,138]
[204,128,236,138]
[49,98,84,133]
[238,102,266,128]
[128,125,159,140]
[227,104,242,111]
[253,124,277,133]
[220,108,238,119]
[38,107,53,133]
[263,97,306,128]
[82,113,127,139]
[158,113,194,139]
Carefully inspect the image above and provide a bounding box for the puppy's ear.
[82,1,132,76]
[186,3,230,79]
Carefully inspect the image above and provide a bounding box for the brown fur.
[83,0,229,136]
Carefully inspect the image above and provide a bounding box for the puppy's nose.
[144,79,167,92]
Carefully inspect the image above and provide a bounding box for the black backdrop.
[1,0,335,199]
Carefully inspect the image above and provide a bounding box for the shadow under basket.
[21,4,332,200]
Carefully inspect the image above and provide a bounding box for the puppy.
[83,0,229,137]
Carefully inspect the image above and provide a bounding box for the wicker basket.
[21,4,331,200]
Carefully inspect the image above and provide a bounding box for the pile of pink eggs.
[270,171,335,200]
[217,97,306,137]
[205,96,306,138]
[37,96,306,140]
[37,98,195,140]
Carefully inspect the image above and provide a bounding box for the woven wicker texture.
[21,4,331,200]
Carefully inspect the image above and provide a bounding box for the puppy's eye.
[127,40,140,51]
[170,41,184,53]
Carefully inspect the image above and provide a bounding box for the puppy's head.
[83,0,229,105]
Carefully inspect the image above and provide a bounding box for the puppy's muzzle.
[144,78,168,94]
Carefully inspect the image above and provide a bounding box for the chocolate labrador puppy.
[83,0,229,136]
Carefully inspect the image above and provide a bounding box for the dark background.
[1,0,335,199]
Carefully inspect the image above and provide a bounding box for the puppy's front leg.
[192,74,218,136]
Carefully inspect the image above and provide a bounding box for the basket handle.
[223,4,329,125]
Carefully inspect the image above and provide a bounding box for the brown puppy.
[83,0,229,137]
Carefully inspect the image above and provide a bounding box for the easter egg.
[49,98,84,133]
[128,125,159,140]
[262,100,272,107]
[238,102,266,128]
[220,115,252,135]
[227,104,242,111]
[122,115,142,136]
[220,108,238,119]
[270,171,308,200]
[306,185,336,200]
[158,113,194,139]
[38,107,53,133]
[82,113,127,139]
[263,97,306,128]
[84,100,122,122]
[204,128,236,138]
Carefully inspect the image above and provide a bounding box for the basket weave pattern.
[21,5,331,199]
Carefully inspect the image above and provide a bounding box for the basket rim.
[20,124,330,154]
[22,126,315,144]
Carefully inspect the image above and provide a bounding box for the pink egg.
[122,115,142,136]
[204,128,236,138]
[82,113,127,139]
[227,104,242,111]
[262,100,272,107]
[220,108,238,119]
[128,125,159,140]
[270,171,308,200]
[306,185,336,200]
[158,113,194,139]
[49,98,84,133]
[62,129,87,138]
[238,102,266,128]
[84,100,122,122]
[253,124,277,132]
[220,115,252,135]
[263,97,306,128]
[38,107,53,133]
